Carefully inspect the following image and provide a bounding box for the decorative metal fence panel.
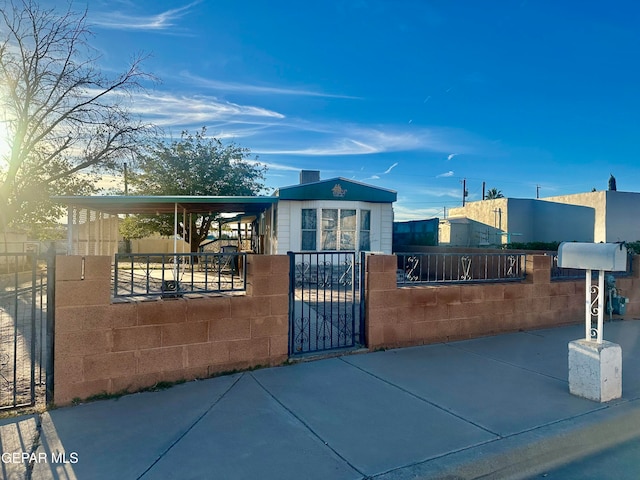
[288,251,365,356]
[397,252,526,285]
[551,253,633,280]
[113,252,247,298]
[0,253,47,410]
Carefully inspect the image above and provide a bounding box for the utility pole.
[536,184,540,199]
[462,178,467,206]
[482,181,486,200]
[123,162,130,253]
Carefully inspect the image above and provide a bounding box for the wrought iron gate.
[0,252,50,410]
[288,251,365,356]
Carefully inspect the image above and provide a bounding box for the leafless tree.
[0,0,155,233]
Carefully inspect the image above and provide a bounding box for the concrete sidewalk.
[2,320,640,480]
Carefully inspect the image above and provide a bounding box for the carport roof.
[53,195,278,215]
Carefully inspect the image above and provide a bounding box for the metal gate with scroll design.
[288,251,365,356]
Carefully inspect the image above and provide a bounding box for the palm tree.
[485,188,504,200]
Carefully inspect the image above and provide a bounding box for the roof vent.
[300,170,320,184]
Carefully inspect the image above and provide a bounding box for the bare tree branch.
[0,0,157,232]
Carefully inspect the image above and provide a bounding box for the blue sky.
[64,1,640,220]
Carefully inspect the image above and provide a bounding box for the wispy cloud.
[181,72,359,99]
[447,153,457,161]
[383,162,399,174]
[93,1,201,31]
[246,160,301,172]
[257,126,484,157]
[257,138,377,156]
[106,86,500,162]
[436,171,454,178]
[362,161,399,181]
[418,187,461,198]
[122,91,285,131]
[394,204,443,222]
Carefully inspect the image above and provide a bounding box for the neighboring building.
[439,217,505,247]
[443,197,594,247]
[264,171,397,254]
[393,219,439,252]
[542,190,640,243]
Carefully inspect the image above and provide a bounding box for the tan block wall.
[54,255,289,406]
[55,252,640,405]
[366,254,640,350]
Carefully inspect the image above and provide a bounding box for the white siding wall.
[275,202,291,253]
[379,203,393,253]
[275,200,393,254]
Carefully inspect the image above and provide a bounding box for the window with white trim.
[321,208,357,250]
[360,209,371,250]
[321,209,337,250]
[301,208,317,250]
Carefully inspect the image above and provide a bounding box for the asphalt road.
[532,435,640,479]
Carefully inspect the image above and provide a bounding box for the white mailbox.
[558,243,628,403]
[558,242,628,345]
[558,242,628,271]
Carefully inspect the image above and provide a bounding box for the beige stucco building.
[542,190,640,243]
[441,190,640,247]
[442,197,594,247]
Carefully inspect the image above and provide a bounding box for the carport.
[53,195,278,257]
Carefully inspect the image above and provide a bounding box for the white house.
[262,171,397,254]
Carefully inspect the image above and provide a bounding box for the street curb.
[374,397,640,480]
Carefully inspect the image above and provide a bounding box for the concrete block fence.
[54,255,289,406]
[54,254,640,405]
[365,254,640,349]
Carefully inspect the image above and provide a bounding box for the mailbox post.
[557,242,627,402]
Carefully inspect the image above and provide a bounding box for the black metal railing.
[396,252,526,285]
[113,252,246,298]
[0,252,43,409]
[551,253,634,280]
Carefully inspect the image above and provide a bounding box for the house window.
[340,209,356,250]
[301,209,317,250]
[360,210,371,250]
[320,208,358,251]
[321,209,338,250]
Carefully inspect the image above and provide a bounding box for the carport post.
[66,205,73,254]
[173,202,178,280]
